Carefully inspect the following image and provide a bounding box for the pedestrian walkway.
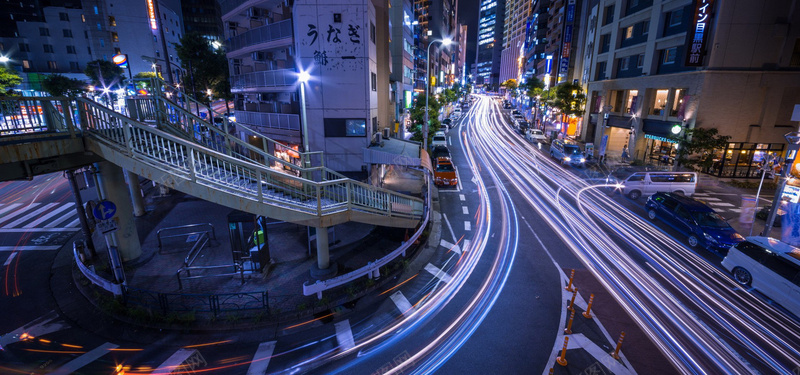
[0,202,80,232]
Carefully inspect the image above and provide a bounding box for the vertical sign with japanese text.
[559,0,576,74]
[685,0,715,66]
[146,0,157,30]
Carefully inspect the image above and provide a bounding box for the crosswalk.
[692,192,769,215]
[0,202,80,232]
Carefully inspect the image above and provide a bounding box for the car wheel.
[673,190,685,196]
[647,209,657,220]
[732,267,752,286]
[687,234,699,248]
[627,190,641,200]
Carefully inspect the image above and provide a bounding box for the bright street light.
[424,37,454,150]
[0,56,9,63]
[298,71,311,83]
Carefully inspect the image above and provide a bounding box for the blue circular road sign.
[93,200,117,221]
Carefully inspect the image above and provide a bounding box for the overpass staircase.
[0,88,423,229]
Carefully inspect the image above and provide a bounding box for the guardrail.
[303,170,432,299]
[0,97,78,137]
[123,285,267,317]
[157,223,216,254]
[230,68,298,90]
[74,246,123,296]
[176,264,244,290]
[226,19,293,52]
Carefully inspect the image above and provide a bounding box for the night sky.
[459,0,480,74]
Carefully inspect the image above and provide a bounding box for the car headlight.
[704,233,717,243]
[563,156,570,161]
[580,158,586,163]
[732,233,744,240]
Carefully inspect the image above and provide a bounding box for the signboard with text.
[685,0,715,66]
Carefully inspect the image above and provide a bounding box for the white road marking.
[0,311,69,347]
[463,239,471,252]
[390,291,414,314]
[3,203,59,228]
[729,208,742,213]
[153,348,206,374]
[441,213,457,243]
[454,166,463,191]
[51,342,119,375]
[439,239,462,254]
[699,197,722,201]
[425,263,453,283]
[0,246,61,251]
[464,221,471,231]
[2,203,44,228]
[44,209,79,228]
[0,227,80,233]
[65,218,80,228]
[246,341,277,375]
[4,252,17,266]
[0,203,22,218]
[334,319,355,351]
[459,194,465,201]
[23,203,75,228]
[462,206,469,215]
[708,202,735,207]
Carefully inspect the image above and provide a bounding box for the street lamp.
[298,70,311,167]
[424,37,452,150]
[0,55,9,63]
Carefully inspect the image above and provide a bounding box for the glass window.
[59,12,69,21]
[675,206,692,221]
[604,5,615,25]
[69,61,79,70]
[642,20,649,35]
[625,90,638,113]
[63,29,73,38]
[670,89,687,117]
[735,241,770,262]
[600,34,611,53]
[436,161,454,172]
[624,26,634,39]
[669,8,684,27]
[650,175,672,183]
[652,89,669,115]
[43,44,54,53]
[661,198,679,210]
[109,16,116,27]
[628,173,645,182]
[619,57,629,70]
[48,61,58,70]
[345,119,366,136]
[637,54,644,68]
[22,60,30,69]
[371,72,377,91]
[663,47,677,64]
[762,255,800,281]
[66,45,76,54]
[370,22,376,43]
[112,32,118,42]
[691,211,729,228]
[39,27,50,36]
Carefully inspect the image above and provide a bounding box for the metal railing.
[157,223,216,254]
[0,97,78,138]
[226,19,293,52]
[176,264,244,290]
[303,170,432,299]
[235,110,300,131]
[183,232,210,270]
[76,97,424,223]
[123,285,267,317]
[230,69,298,90]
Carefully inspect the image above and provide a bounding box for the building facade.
[180,0,224,41]
[499,0,531,83]
[476,0,505,89]
[580,0,800,178]
[390,0,416,133]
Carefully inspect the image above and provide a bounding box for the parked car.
[452,108,462,118]
[511,109,522,116]
[755,205,783,227]
[525,129,549,144]
[645,192,745,252]
[550,139,586,167]
[619,171,698,200]
[720,236,800,313]
[442,118,452,128]
[433,157,458,187]
[431,145,451,160]
[432,131,447,147]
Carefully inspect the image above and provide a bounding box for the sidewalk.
[72,175,429,328]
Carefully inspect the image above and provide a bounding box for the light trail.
[466,95,800,374]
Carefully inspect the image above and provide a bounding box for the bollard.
[582,293,595,319]
[611,331,626,360]
[556,336,569,366]
[565,269,575,292]
[568,287,578,311]
[564,309,575,334]
[548,368,554,375]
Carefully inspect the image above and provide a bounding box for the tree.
[133,71,162,80]
[0,66,22,95]
[408,93,441,145]
[669,127,731,170]
[41,74,86,97]
[519,78,545,101]
[501,79,518,97]
[175,32,230,104]
[83,60,126,90]
[550,82,586,116]
[442,88,458,104]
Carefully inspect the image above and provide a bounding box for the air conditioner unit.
[383,128,390,139]
[375,132,382,144]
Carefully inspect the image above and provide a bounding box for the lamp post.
[424,37,452,151]
[0,55,9,64]
[298,71,311,167]
[762,131,800,237]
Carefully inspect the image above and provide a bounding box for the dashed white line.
[425,263,453,283]
[247,341,277,375]
[463,239,471,252]
[334,319,355,351]
[441,214,457,243]
[462,206,469,215]
[390,291,414,314]
[439,239,462,254]
[464,221,471,231]
[708,202,735,207]
[459,194,466,201]
[51,342,119,375]
[3,252,17,266]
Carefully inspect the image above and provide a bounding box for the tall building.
[580,0,800,178]
[221,0,384,172]
[389,0,416,131]
[0,0,182,89]
[499,0,531,83]
[413,0,458,95]
[476,0,504,89]
[180,0,224,41]
[456,24,468,85]
[522,0,551,83]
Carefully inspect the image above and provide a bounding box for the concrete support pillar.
[125,170,146,217]
[97,161,142,261]
[316,227,329,270]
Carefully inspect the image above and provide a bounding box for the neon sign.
[147,0,158,30]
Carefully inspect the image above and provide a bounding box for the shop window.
[670,89,687,117]
[625,90,639,114]
[651,89,669,115]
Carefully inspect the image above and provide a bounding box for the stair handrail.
[76,98,423,221]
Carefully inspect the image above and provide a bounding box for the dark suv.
[645,192,744,252]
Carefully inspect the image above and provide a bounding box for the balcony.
[231,69,298,92]
[219,0,283,18]
[236,110,300,131]
[226,19,293,53]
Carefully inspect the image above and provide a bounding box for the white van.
[452,108,462,118]
[721,237,800,315]
[620,171,697,199]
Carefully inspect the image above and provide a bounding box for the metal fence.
[235,110,301,131]
[226,19,293,52]
[123,286,270,318]
[230,69,297,91]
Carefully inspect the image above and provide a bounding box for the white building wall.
[294,0,377,172]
